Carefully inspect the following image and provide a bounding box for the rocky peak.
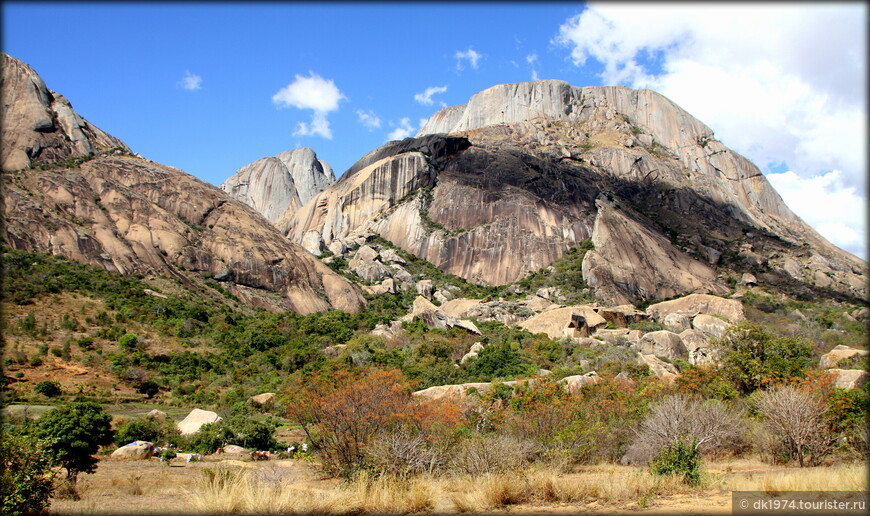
[289,79,865,304]
[220,148,334,226]
[1,53,130,172]
[1,53,364,314]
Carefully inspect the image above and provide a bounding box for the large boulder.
[646,294,745,324]
[820,345,869,369]
[177,408,222,435]
[516,306,607,340]
[249,392,276,406]
[560,371,601,392]
[662,312,692,332]
[679,329,717,366]
[826,369,869,390]
[638,354,678,382]
[637,330,687,360]
[111,441,153,460]
[691,314,732,340]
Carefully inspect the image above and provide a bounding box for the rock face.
[283,79,864,304]
[1,53,364,315]
[220,148,334,226]
[177,409,221,435]
[820,346,869,369]
[1,53,130,172]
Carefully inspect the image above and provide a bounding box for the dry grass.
[445,466,694,511]
[189,467,434,514]
[720,462,868,493]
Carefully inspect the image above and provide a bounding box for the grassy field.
[47,456,868,515]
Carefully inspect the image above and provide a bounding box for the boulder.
[662,312,692,332]
[638,354,678,382]
[379,248,406,264]
[637,331,687,360]
[439,298,483,318]
[516,306,607,340]
[322,344,347,357]
[469,342,485,353]
[327,240,347,257]
[355,245,379,262]
[679,329,717,366]
[413,381,518,401]
[177,408,222,435]
[222,444,249,454]
[348,252,392,283]
[826,369,869,390]
[301,230,325,256]
[416,279,435,297]
[146,409,167,420]
[692,314,732,340]
[111,441,153,460]
[646,294,745,324]
[249,392,276,406]
[560,371,601,392]
[740,272,758,286]
[434,290,453,304]
[591,328,632,345]
[595,305,648,328]
[819,345,869,369]
[460,351,478,364]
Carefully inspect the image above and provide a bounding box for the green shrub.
[34,380,62,397]
[0,433,56,516]
[649,439,702,486]
[118,333,138,351]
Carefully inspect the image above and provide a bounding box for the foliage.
[118,333,139,351]
[34,401,114,485]
[465,342,537,381]
[34,380,63,398]
[114,415,180,446]
[718,322,813,393]
[182,415,279,454]
[649,439,702,486]
[0,432,56,516]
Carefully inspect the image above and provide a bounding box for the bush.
[649,439,702,486]
[0,433,56,516]
[35,401,114,486]
[118,333,139,351]
[34,380,63,397]
[114,415,179,447]
[719,322,813,393]
[754,385,833,467]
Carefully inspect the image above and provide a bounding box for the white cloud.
[526,54,539,80]
[556,3,867,259]
[387,118,416,141]
[766,170,866,259]
[272,72,346,139]
[414,85,448,106]
[356,109,381,131]
[179,71,202,91]
[455,48,482,70]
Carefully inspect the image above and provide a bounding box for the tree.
[118,333,138,351]
[34,380,63,397]
[465,342,536,380]
[754,385,833,467]
[0,433,56,516]
[35,401,114,486]
[286,368,414,477]
[718,322,813,393]
[624,394,744,465]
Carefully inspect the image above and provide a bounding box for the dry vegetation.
[47,457,867,514]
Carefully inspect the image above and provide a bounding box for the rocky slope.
[285,80,865,305]
[1,53,129,172]
[1,53,364,314]
[220,148,334,229]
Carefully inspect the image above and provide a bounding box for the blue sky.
[3,2,866,260]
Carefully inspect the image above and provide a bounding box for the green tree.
[34,380,63,397]
[35,401,114,486]
[465,342,536,380]
[0,432,56,516]
[118,333,138,351]
[719,322,813,393]
[114,415,179,447]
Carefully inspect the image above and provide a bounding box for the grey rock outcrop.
[646,294,745,324]
[2,54,365,315]
[220,148,334,226]
[1,53,130,172]
[692,314,732,340]
[820,345,869,369]
[637,331,687,361]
